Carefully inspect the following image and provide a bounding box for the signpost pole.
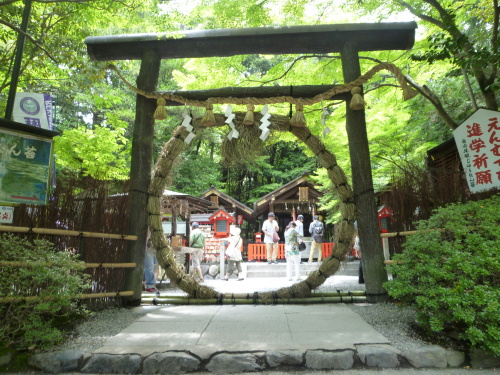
[5,0,33,120]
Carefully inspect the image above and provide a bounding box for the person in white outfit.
[224,226,244,281]
[295,214,304,236]
[285,221,302,281]
[262,212,279,264]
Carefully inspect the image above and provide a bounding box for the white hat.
[230,226,241,236]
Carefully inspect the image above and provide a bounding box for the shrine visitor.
[189,222,206,282]
[143,232,159,293]
[285,221,302,281]
[262,212,279,264]
[308,215,324,262]
[223,226,244,281]
[295,214,304,236]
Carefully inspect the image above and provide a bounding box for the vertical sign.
[0,128,53,204]
[12,93,53,130]
[0,206,14,223]
[453,109,500,193]
[237,214,244,225]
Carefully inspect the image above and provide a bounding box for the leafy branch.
[0,18,57,62]
[403,73,458,130]
[396,0,499,110]
[243,54,387,86]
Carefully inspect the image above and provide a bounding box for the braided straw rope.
[108,62,417,107]
[147,113,356,302]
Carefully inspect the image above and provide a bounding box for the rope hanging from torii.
[108,62,418,126]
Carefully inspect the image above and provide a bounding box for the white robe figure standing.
[224,226,244,281]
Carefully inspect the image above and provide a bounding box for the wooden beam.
[158,85,350,107]
[86,22,417,61]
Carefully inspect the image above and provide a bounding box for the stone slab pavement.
[94,304,388,359]
[173,370,498,375]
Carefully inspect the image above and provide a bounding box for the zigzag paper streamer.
[182,108,195,144]
[322,107,331,136]
[259,105,271,141]
[225,104,239,140]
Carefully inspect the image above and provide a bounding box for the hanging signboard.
[0,128,53,205]
[453,109,500,194]
[12,93,53,130]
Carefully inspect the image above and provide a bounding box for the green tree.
[346,0,500,128]
[54,123,130,180]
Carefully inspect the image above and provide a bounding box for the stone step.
[244,261,359,278]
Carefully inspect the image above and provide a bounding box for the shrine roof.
[161,189,213,212]
[85,22,417,61]
[199,186,254,221]
[253,174,323,217]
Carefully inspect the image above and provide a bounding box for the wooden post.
[341,42,388,302]
[185,207,191,274]
[123,49,161,306]
[219,240,225,279]
[382,237,390,261]
[172,201,177,236]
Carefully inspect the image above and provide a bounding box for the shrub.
[0,234,90,350]
[385,195,500,356]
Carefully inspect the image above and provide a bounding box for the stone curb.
[7,345,500,373]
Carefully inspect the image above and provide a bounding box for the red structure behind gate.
[247,243,334,261]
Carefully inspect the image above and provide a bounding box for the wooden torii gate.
[85,22,417,305]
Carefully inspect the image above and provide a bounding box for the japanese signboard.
[0,128,53,204]
[12,93,53,130]
[0,206,14,223]
[453,109,500,193]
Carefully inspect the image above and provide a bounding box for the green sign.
[0,128,53,205]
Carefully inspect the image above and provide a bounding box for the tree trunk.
[341,42,388,302]
[123,50,161,306]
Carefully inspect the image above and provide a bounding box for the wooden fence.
[247,242,334,261]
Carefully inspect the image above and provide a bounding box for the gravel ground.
[347,303,429,351]
[54,306,152,353]
[55,260,433,354]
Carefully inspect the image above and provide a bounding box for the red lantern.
[208,209,235,238]
[378,206,393,233]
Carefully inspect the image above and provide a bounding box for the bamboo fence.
[0,225,137,240]
[3,181,133,308]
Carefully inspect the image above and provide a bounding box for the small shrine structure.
[253,174,323,234]
[199,185,254,224]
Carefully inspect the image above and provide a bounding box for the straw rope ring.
[146,112,356,303]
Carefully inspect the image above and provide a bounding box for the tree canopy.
[1,0,498,216]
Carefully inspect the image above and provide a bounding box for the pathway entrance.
[93,304,388,358]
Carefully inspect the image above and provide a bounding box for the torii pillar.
[123,50,160,304]
[342,42,388,301]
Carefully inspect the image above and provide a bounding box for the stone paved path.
[94,304,388,358]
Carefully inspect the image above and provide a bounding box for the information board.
[0,128,53,204]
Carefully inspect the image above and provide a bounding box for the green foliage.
[54,124,130,180]
[385,195,500,355]
[172,152,222,196]
[0,234,90,350]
